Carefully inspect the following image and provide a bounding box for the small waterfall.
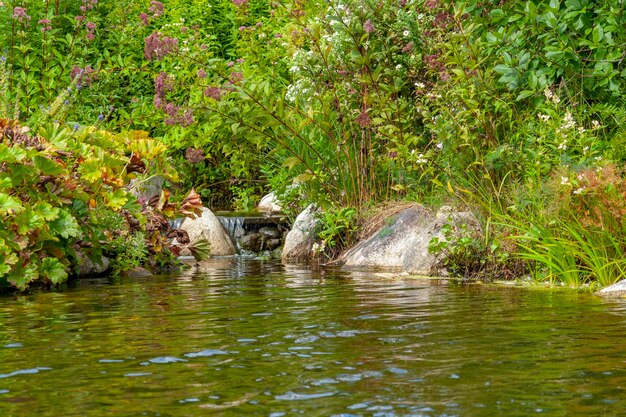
[219,216,245,239]
[169,218,185,230]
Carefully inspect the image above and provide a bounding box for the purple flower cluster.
[363,20,374,34]
[229,72,243,85]
[356,110,371,128]
[232,0,249,6]
[38,19,52,32]
[185,148,205,164]
[148,1,164,18]
[12,7,31,23]
[80,0,98,13]
[144,32,178,61]
[70,65,96,87]
[203,86,223,101]
[153,71,173,108]
[86,21,97,40]
[197,69,207,79]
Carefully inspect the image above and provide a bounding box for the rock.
[340,205,480,276]
[281,204,321,263]
[258,192,282,213]
[258,226,281,239]
[180,207,237,256]
[239,233,265,252]
[265,238,282,251]
[122,267,153,278]
[76,252,111,277]
[598,280,626,297]
[130,175,164,205]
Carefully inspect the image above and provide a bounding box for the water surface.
[1,258,625,416]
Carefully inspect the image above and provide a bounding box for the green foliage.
[316,207,358,258]
[0,117,186,290]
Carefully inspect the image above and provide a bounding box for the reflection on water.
[1,258,626,416]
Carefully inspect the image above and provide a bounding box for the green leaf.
[282,156,301,169]
[40,257,68,284]
[592,25,604,44]
[49,210,81,239]
[7,262,38,291]
[34,155,64,175]
[33,202,60,221]
[105,188,129,210]
[0,193,23,214]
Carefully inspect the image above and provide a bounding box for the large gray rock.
[76,252,111,277]
[598,280,626,298]
[281,204,321,263]
[257,192,282,213]
[180,207,237,256]
[341,206,480,276]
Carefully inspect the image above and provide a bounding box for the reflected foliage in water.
[1,258,626,416]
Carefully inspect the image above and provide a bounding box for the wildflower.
[232,0,249,6]
[364,19,374,33]
[402,42,413,53]
[227,61,234,67]
[203,86,222,100]
[560,176,570,186]
[275,33,283,38]
[573,187,584,195]
[557,141,567,150]
[239,26,246,31]
[396,64,403,70]
[356,110,371,128]
[425,0,439,9]
[436,142,443,149]
[144,32,178,61]
[561,112,575,130]
[148,1,164,17]
[236,58,245,64]
[196,69,207,78]
[38,18,52,32]
[229,71,243,84]
[403,30,410,37]
[591,120,600,129]
[12,7,31,23]
[538,113,550,122]
[415,82,425,89]
[97,114,104,121]
[185,147,204,164]
[139,12,150,26]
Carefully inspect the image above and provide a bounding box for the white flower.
[573,187,584,195]
[557,141,567,150]
[416,153,428,164]
[403,30,410,37]
[415,82,425,88]
[396,64,402,70]
[436,142,443,149]
[560,176,570,186]
[538,114,550,122]
[561,111,575,130]
[591,120,600,129]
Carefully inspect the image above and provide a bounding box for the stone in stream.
[340,205,480,275]
[75,252,111,277]
[239,233,265,253]
[597,280,626,298]
[179,207,237,256]
[265,238,282,251]
[258,226,281,239]
[257,192,282,213]
[281,204,321,264]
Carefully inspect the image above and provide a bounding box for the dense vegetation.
[1,0,625,288]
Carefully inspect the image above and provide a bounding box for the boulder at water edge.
[597,280,626,298]
[258,192,283,213]
[281,204,320,263]
[340,206,480,275]
[180,207,237,256]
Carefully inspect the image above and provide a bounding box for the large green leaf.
[0,193,23,215]
[49,210,81,239]
[40,257,68,284]
[34,155,65,176]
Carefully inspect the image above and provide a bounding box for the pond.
[1,258,626,416]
